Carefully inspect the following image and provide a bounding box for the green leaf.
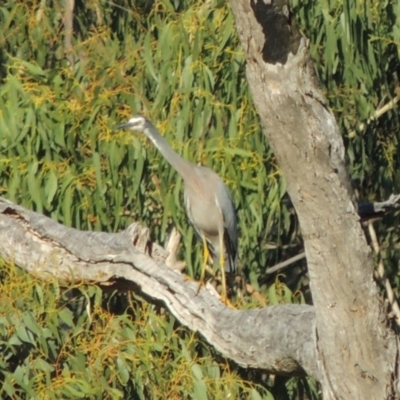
[20,60,47,77]
[192,380,208,400]
[45,170,58,205]
[15,325,34,344]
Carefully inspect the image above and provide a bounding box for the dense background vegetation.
[0,0,399,398]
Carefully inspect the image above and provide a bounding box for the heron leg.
[219,235,234,308]
[196,235,209,295]
[219,253,227,303]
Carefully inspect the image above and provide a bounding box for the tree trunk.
[229,1,399,398]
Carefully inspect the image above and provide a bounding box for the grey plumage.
[116,114,238,301]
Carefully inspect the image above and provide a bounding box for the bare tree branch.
[267,252,306,275]
[266,194,400,275]
[0,197,318,378]
[64,0,75,68]
[367,221,400,327]
[348,90,400,138]
[358,194,400,221]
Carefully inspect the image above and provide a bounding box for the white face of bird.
[115,114,147,131]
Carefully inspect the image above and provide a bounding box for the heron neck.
[143,126,193,180]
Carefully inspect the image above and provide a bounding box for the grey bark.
[0,197,317,378]
[229,1,399,399]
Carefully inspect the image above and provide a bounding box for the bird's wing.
[183,189,202,241]
[216,179,238,274]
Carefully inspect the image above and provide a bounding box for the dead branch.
[0,197,318,378]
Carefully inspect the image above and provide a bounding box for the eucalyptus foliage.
[0,0,300,398]
[0,262,280,399]
[1,0,398,398]
[0,0,294,284]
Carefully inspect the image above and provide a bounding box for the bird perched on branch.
[116,115,238,304]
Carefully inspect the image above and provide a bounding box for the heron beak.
[115,122,134,130]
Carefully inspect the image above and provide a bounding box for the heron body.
[116,115,238,302]
[183,165,237,275]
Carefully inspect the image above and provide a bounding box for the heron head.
[115,114,147,132]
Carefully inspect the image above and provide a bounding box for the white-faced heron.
[116,115,238,304]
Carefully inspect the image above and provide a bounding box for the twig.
[245,283,267,307]
[367,221,400,327]
[165,227,186,272]
[64,0,75,68]
[266,251,306,274]
[36,0,47,23]
[348,91,400,138]
[358,194,400,219]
